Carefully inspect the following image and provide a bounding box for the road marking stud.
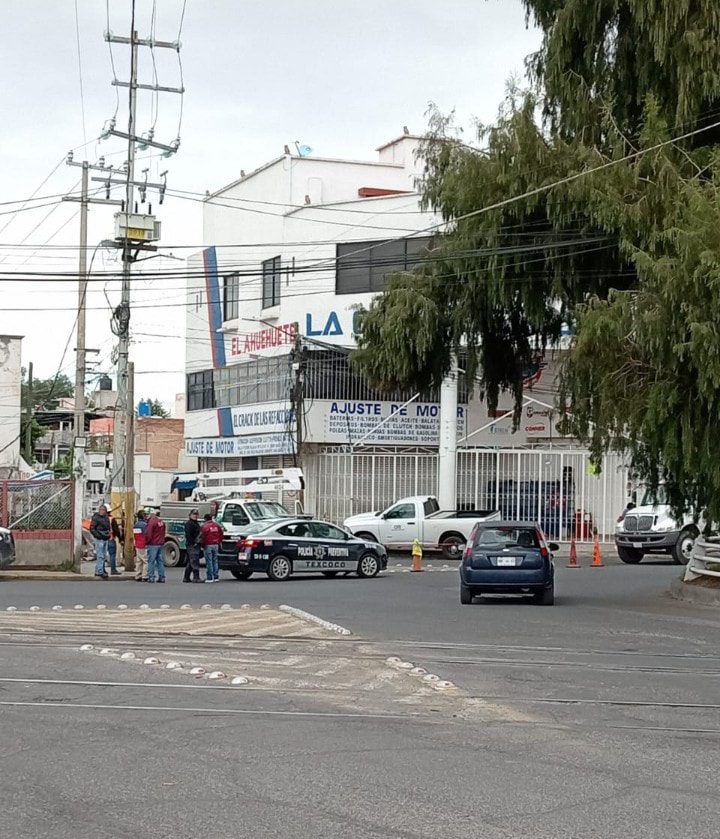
[79,644,93,651]
[207,671,226,680]
[423,674,440,683]
[5,607,17,612]
[220,604,232,610]
[29,606,40,612]
[74,605,84,610]
[386,656,401,664]
[51,605,63,610]
[231,676,249,685]
[96,604,107,610]
[165,661,182,670]
[435,680,455,690]
[189,666,205,676]
[411,667,427,675]
[143,657,160,665]
[120,652,136,660]
[99,648,114,655]
[201,604,213,610]
[139,604,150,610]
[159,604,170,610]
[117,604,128,610]
[180,604,192,610]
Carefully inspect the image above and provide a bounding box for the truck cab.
[614,486,699,565]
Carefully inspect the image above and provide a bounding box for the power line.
[73,0,87,147]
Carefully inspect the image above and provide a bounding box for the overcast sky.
[0,0,540,409]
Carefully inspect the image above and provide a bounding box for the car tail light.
[463,545,473,561]
[540,546,549,558]
[239,538,258,549]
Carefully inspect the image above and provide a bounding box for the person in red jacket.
[145,510,166,583]
[200,513,224,582]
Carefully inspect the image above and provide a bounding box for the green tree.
[353,1,720,518]
[141,398,169,418]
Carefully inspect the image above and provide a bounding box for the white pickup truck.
[344,495,500,559]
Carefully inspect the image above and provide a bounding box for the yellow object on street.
[411,538,424,572]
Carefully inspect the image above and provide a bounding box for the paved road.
[1,555,720,837]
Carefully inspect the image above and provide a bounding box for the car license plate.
[238,551,249,562]
[497,556,517,567]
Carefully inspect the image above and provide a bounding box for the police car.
[220,518,388,581]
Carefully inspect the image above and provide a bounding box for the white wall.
[0,336,22,469]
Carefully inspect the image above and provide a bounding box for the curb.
[669,577,720,607]
[0,572,136,582]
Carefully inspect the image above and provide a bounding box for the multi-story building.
[184,136,618,531]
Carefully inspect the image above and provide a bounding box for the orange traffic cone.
[411,538,424,572]
[567,535,580,568]
[591,536,604,567]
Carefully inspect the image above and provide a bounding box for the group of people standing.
[89,505,224,583]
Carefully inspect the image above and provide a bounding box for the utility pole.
[63,159,122,570]
[105,4,180,551]
[437,358,459,510]
[291,324,306,510]
[124,361,135,571]
[24,362,33,464]
[110,23,138,541]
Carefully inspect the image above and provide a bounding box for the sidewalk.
[1,561,135,582]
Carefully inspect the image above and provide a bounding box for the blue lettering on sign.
[416,405,439,418]
[330,402,381,416]
[306,312,344,337]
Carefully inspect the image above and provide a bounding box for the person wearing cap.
[200,512,224,582]
[133,510,149,582]
[183,509,202,583]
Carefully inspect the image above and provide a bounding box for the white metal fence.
[305,448,628,542]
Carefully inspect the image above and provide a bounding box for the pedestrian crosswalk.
[0,606,334,638]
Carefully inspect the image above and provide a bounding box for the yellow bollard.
[411,538,424,572]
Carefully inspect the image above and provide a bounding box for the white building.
[0,335,28,478]
[184,136,625,537]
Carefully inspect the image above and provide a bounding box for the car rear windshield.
[474,527,540,549]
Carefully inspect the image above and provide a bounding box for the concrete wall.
[14,537,71,568]
[135,417,185,469]
[0,335,22,470]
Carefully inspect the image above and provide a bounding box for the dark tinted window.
[277,521,312,537]
[186,370,215,410]
[424,498,439,516]
[336,237,432,294]
[223,273,240,321]
[262,256,281,308]
[474,527,540,548]
[311,522,348,540]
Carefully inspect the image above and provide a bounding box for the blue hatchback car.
[459,521,557,605]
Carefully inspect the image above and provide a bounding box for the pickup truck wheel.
[441,533,465,561]
[230,567,253,580]
[267,555,292,581]
[355,532,378,543]
[162,541,183,567]
[617,546,643,564]
[460,583,474,604]
[672,528,697,566]
[357,553,380,578]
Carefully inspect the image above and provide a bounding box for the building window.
[223,273,240,321]
[262,256,281,309]
[336,236,432,295]
[186,370,216,411]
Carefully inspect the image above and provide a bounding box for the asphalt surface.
[1,553,720,838]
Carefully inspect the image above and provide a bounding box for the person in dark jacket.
[90,505,111,579]
[183,509,202,583]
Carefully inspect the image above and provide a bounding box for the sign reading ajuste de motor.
[185,433,294,457]
[305,400,467,446]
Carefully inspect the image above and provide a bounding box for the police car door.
[306,521,357,572]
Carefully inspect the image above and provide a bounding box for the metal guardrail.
[684,536,720,581]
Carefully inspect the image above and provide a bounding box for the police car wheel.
[267,555,292,581]
[357,553,380,578]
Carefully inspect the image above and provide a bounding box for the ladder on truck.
[190,468,305,512]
